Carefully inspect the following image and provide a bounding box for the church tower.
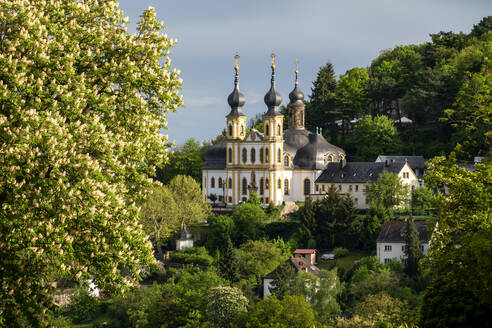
[287,59,306,129]
[226,52,247,141]
[262,52,284,205]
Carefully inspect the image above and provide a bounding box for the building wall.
[263,278,274,297]
[376,241,429,264]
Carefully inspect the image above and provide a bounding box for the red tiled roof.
[294,249,316,254]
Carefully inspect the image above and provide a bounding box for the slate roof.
[377,219,431,243]
[202,139,227,169]
[316,162,405,183]
[376,155,426,170]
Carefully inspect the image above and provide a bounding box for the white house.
[376,219,431,264]
[312,161,419,209]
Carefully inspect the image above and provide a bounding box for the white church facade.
[202,54,346,206]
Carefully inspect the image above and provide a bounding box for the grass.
[317,250,372,271]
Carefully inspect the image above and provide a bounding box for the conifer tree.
[308,62,340,141]
[218,235,240,282]
[404,218,422,276]
[270,261,296,299]
[299,197,317,248]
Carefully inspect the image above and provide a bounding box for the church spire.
[227,51,245,117]
[288,58,305,129]
[264,51,282,116]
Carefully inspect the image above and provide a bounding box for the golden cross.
[271,51,276,69]
[295,58,299,74]
[234,51,240,72]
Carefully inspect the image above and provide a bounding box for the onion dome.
[288,59,304,105]
[227,52,246,117]
[264,52,282,116]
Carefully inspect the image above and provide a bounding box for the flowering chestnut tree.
[0,0,182,324]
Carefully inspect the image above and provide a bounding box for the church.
[202,53,347,206]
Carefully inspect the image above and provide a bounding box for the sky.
[117,0,491,146]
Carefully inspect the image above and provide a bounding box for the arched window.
[251,148,256,163]
[211,177,215,188]
[277,148,281,163]
[228,124,233,137]
[284,155,289,167]
[218,177,223,188]
[300,112,304,126]
[242,148,247,163]
[284,179,289,195]
[265,148,269,162]
[242,178,248,195]
[251,171,256,184]
[265,123,270,136]
[277,179,281,189]
[240,124,244,136]
[277,124,281,136]
[304,178,311,195]
[265,178,269,189]
[228,177,232,189]
[259,148,264,163]
[228,147,232,163]
[259,178,264,195]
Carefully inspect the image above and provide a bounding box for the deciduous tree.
[0,1,182,324]
[207,286,248,328]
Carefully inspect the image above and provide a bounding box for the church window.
[265,148,269,162]
[277,124,281,136]
[242,178,248,195]
[277,148,281,163]
[228,177,232,189]
[228,124,233,137]
[265,178,269,189]
[304,179,311,195]
[278,179,281,189]
[251,148,256,163]
[228,147,232,163]
[211,177,215,188]
[251,172,256,184]
[284,179,289,195]
[240,124,244,136]
[260,178,264,195]
[259,148,264,163]
[218,177,223,188]
[242,148,247,163]
[265,123,270,136]
[300,112,304,126]
[284,155,289,166]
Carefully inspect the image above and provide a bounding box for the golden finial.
[270,51,276,70]
[234,51,240,72]
[295,58,299,85]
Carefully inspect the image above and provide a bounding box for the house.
[313,161,419,209]
[375,155,426,183]
[376,219,431,264]
[263,253,320,297]
[293,249,317,266]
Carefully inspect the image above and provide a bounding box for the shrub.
[67,285,100,323]
[170,246,214,267]
[333,247,349,258]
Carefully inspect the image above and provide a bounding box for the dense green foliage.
[421,156,491,327]
[404,218,422,277]
[0,0,183,324]
[170,246,214,267]
[156,139,210,185]
[207,286,248,328]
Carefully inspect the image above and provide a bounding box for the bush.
[170,246,214,267]
[67,285,100,323]
[333,247,349,258]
